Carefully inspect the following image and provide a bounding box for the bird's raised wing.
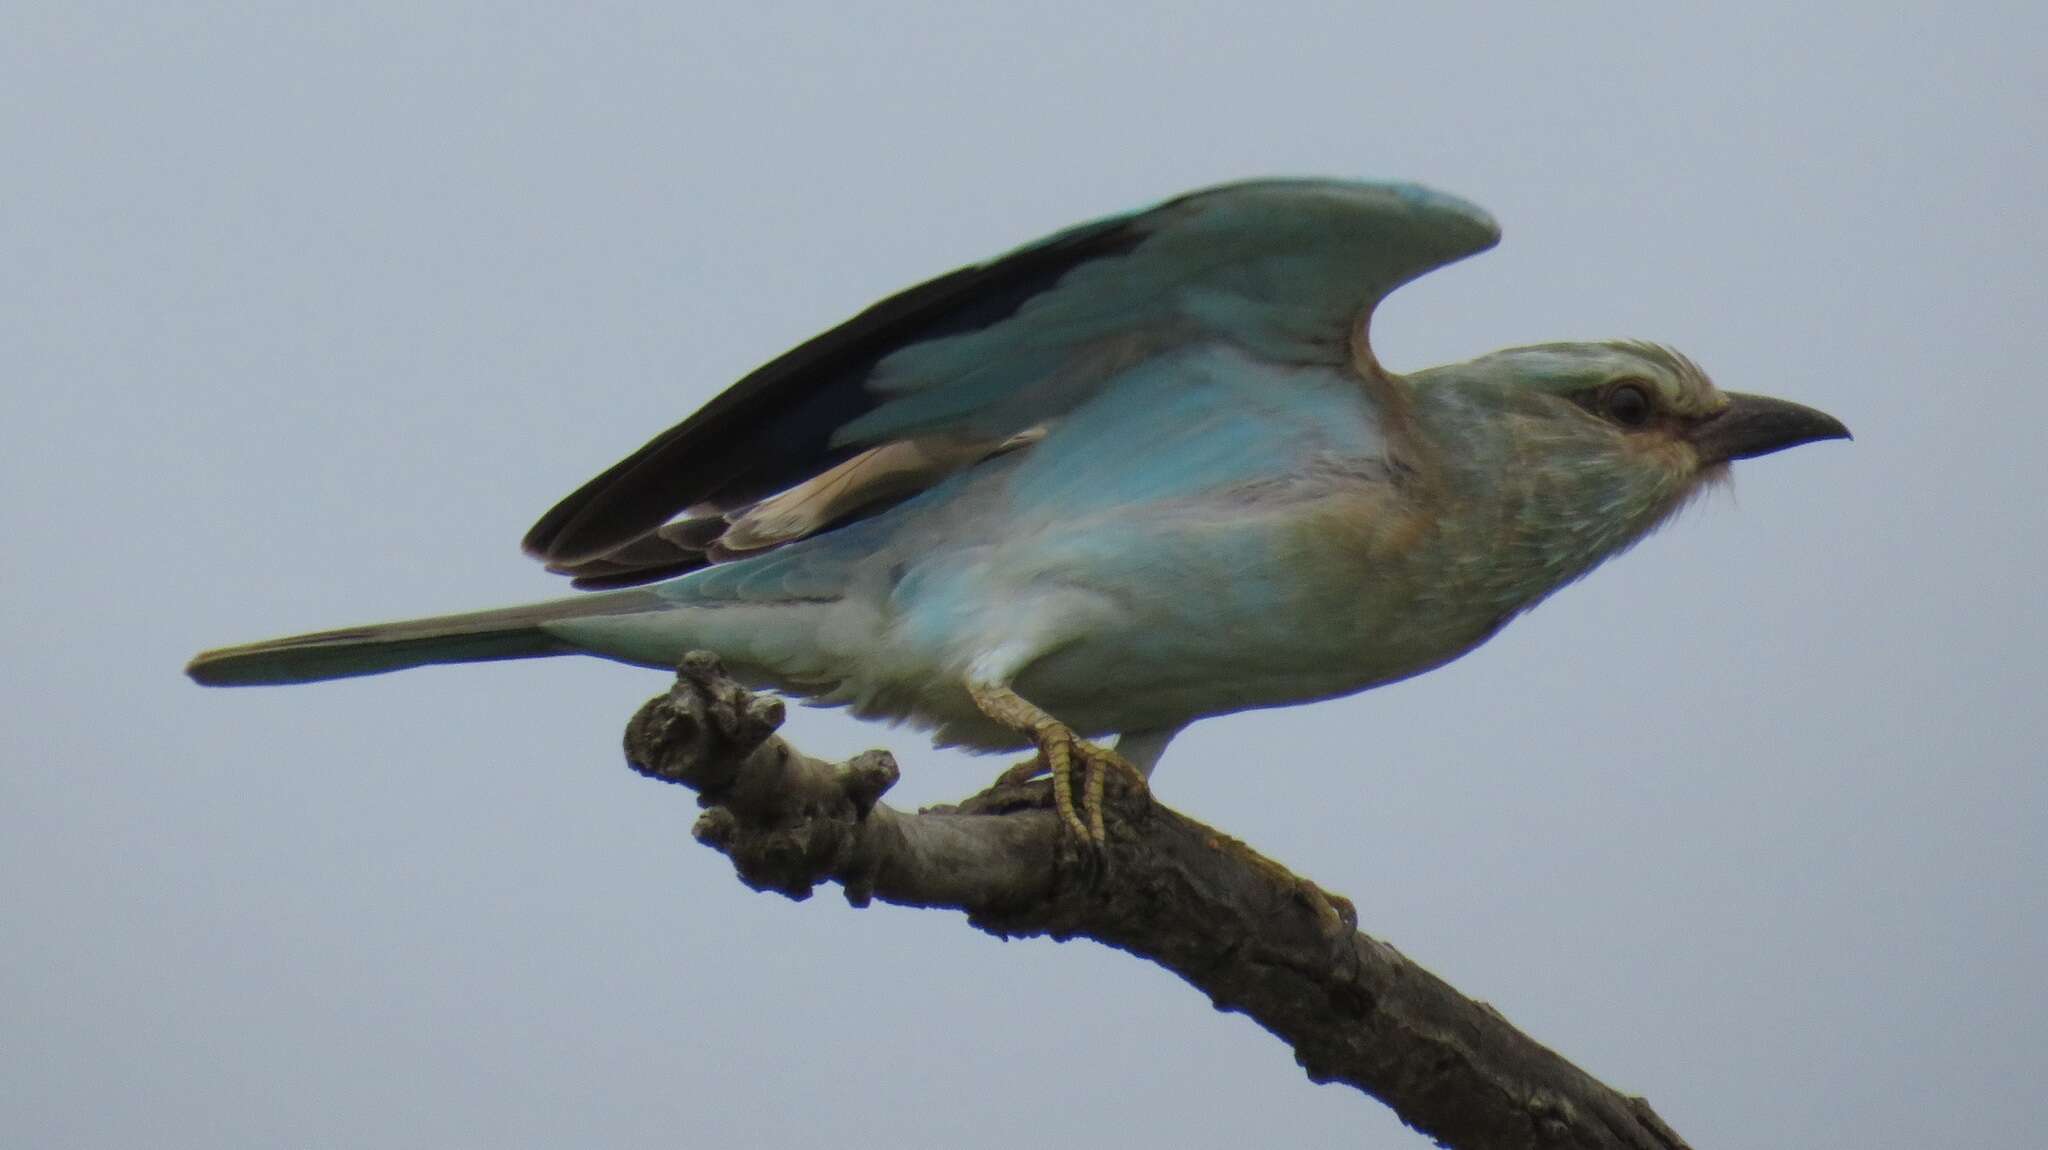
[525,179,1498,586]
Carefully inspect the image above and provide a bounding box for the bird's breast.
[971,481,1493,734]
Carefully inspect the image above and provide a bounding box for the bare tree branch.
[625,654,1695,1150]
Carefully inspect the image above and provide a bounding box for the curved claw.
[968,682,1149,845]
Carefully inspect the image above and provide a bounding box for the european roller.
[189,179,1848,842]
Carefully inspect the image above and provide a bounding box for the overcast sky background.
[5,5,2043,1147]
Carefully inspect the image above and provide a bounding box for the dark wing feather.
[545,517,727,589]
[522,215,1146,566]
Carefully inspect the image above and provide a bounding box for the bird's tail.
[185,589,662,687]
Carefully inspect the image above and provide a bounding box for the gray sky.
[5,4,2043,1147]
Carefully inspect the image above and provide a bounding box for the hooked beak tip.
[1689,393,1850,464]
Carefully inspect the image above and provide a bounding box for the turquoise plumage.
[188,179,1847,840]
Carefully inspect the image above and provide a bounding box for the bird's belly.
[861,505,1501,750]
[1012,596,1487,738]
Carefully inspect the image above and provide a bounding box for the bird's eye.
[1603,382,1654,428]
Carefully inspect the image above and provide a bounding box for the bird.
[188,179,1849,842]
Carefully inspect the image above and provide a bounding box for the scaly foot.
[969,682,1148,844]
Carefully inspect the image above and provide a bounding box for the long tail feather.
[186,591,659,686]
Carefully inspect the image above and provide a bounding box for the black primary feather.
[522,214,1148,566]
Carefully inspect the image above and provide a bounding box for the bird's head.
[1407,341,1849,603]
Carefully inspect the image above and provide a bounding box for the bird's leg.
[967,681,1146,844]
[969,682,1090,840]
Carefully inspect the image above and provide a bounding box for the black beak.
[1686,392,1851,464]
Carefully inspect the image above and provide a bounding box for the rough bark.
[625,653,1694,1150]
